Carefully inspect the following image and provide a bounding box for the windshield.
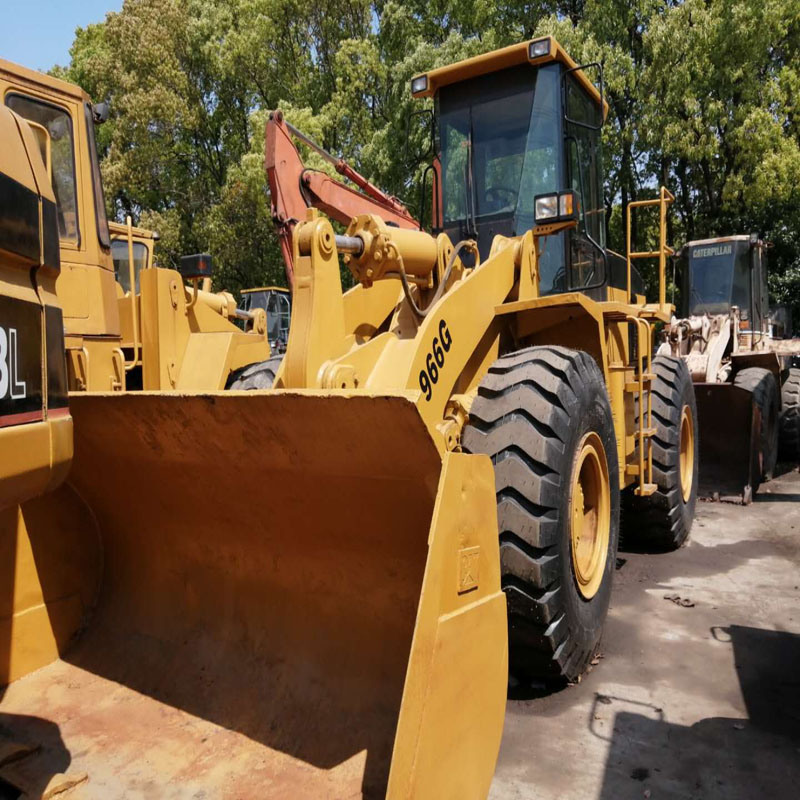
[438,63,565,289]
[686,240,750,315]
[241,291,291,343]
[439,63,562,230]
[112,239,148,293]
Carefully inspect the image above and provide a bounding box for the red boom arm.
[265,110,418,288]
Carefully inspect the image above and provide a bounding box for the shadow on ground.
[595,625,800,800]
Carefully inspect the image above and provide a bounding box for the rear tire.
[779,367,800,462]
[733,367,779,484]
[462,346,619,684]
[623,356,698,551]
[227,356,283,390]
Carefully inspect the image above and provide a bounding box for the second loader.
[1,37,698,799]
[660,234,800,501]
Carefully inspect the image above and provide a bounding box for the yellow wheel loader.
[239,285,292,353]
[1,38,698,799]
[0,58,271,393]
[660,234,800,501]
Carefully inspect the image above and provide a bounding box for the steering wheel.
[485,185,518,209]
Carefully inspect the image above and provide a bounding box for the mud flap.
[695,383,759,503]
[2,391,506,798]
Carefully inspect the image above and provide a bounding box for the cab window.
[6,94,79,243]
[112,239,148,293]
[564,76,605,289]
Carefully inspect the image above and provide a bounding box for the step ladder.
[626,186,675,310]
[625,316,657,496]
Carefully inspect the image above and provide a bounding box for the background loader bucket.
[695,383,758,502]
[0,392,506,799]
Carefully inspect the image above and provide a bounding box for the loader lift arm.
[265,110,418,288]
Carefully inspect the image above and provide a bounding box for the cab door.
[0,106,71,509]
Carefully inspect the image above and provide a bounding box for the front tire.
[462,346,619,683]
[733,367,779,485]
[227,356,283,390]
[623,356,698,551]
[779,367,800,462]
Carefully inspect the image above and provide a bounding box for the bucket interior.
[0,391,444,799]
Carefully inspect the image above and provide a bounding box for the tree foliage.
[59,0,800,314]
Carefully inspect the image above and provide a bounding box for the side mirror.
[179,253,214,280]
[92,101,110,125]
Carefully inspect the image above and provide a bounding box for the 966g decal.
[419,319,452,402]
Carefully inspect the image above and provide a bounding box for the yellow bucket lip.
[69,387,423,400]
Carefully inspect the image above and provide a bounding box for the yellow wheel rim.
[679,405,695,503]
[569,432,611,600]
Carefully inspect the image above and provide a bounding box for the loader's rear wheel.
[779,367,800,462]
[623,356,698,551]
[733,367,779,484]
[462,346,620,683]
[227,356,283,390]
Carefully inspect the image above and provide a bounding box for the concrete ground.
[490,467,800,800]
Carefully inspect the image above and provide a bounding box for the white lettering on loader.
[0,327,27,400]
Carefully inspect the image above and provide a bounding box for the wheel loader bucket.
[695,383,758,503]
[0,391,507,799]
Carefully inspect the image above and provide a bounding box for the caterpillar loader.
[238,286,292,353]
[1,38,698,799]
[0,57,271,393]
[659,234,800,501]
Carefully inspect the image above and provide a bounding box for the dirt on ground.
[490,467,800,800]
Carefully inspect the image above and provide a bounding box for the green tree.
[59,0,800,314]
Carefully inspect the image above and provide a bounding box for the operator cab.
[239,287,291,352]
[412,37,636,300]
[677,235,769,333]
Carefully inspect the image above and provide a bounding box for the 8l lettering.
[419,319,453,401]
[0,327,27,400]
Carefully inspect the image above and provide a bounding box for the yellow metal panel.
[388,452,507,798]
[0,423,51,510]
[0,108,40,192]
[176,332,235,389]
[0,486,101,685]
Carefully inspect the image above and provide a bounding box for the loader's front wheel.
[227,356,283,390]
[733,366,779,485]
[462,346,620,684]
[779,367,800,462]
[623,356,698,551]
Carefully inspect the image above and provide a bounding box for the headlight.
[529,38,551,59]
[534,190,579,225]
[411,75,428,95]
[534,194,559,222]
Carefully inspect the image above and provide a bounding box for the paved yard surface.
[490,467,800,800]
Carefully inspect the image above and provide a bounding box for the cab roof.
[0,57,90,103]
[108,221,159,241]
[241,286,290,294]
[411,36,608,120]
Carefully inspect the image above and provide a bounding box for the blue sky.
[1,1,122,73]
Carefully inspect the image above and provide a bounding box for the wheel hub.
[679,405,695,503]
[570,431,611,599]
